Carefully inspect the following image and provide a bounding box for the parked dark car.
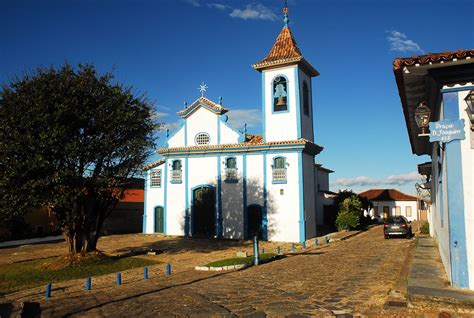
[384,216,412,239]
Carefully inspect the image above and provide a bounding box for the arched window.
[303,81,309,116]
[273,76,288,112]
[272,156,287,183]
[171,160,182,183]
[224,157,238,182]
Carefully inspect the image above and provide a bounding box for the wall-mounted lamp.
[464,90,474,129]
[415,101,431,136]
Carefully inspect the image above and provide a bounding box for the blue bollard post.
[302,241,306,251]
[45,283,52,298]
[315,238,319,246]
[291,243,295,252]
[144,267,148,280]
[277,246,280,255]
[166,263,171,276]
[86,277,91,290]
[116,272,122,286]
[253,236,259,266]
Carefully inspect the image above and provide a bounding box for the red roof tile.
[359,189,417,202]
[393,49,474,70]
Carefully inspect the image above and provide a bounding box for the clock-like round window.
[195,132,210,145]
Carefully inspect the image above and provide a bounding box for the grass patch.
[205,253,277,267]
[0,255,158,295]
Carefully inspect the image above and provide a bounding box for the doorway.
[154,206,164,233]
[192,185,216,237]
[247,204,263,239]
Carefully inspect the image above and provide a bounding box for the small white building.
[359,189,418,222]
[393,49,474,290]
[143,8,331,243]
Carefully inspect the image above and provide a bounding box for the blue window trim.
[170,159,183,184]
[194,131,211,146]
[272,156,288,184]
[224,156,239,183]
[271,74,290,114]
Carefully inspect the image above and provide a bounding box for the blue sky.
[2,0,473,194]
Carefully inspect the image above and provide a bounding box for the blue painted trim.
[440,85,474,93]
[217,155,223,238]
[262,72,266,142]
[243,154,248,239]
[163,160,168,235]
[165,119,186,147]
[262,154,268,240]
[294,67,302,139]
[170,180,182,184]
[142,171,148,233]
[223,156,239,183]
[298,152,305,243]
[190,184,216,236]
[272,180,287,184]
[271,156,288,184]
[184,157,189,237]
[271,74,290,114]
[443,91,469,288]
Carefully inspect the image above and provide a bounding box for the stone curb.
[195,263,252,271]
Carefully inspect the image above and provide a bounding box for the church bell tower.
[252,5,319,143]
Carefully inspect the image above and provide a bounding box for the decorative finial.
[184,101,187,108]
[166,129,170,138]
[219,96,223,105]
[198,82,208,97]
[283,0,289,27]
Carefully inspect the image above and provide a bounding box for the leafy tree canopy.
[0,64,157,256]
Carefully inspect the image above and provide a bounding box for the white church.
[143,7,331,243]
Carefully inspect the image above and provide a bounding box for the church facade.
[143,8,327,243]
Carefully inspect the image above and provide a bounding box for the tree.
[0,64,156,257]
[335,195,362,230]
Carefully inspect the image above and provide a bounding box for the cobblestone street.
[2,226,429,317]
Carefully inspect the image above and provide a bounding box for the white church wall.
[266,152,300,242]
[246,154,264,207]
[186,107,218,146]
[144,168,165,233]
[298,69,314,142]
[221,155,244,239]
[263,66,299,142]
[219,119,240,144]
[165,158,186,236]
[303,153,317,239]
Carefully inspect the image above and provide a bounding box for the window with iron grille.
[225,157,238,183]
[171,160,182,183]
[151,170,162,187]
[195,132,210,145]
[272,157,287,183]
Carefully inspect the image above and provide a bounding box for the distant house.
[314,164,336,227]
[359,189,419,222]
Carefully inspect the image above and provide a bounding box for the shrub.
[335,211,360,231]
[420,222,430,234]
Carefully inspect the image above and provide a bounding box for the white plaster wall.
[186,107,219,146]
[221,155,244,239]
[145,167,165,233]
[317,170,330,191]
[165,158,186,236]
[167,125,185,147]
[263,66,298,142]
[458,90,474,289]
[246,155,264,206]
[298,69,314,142]
[369,200,417,221]
[266,152,300,242]
[219,119,240,144]
[303,153,317,238]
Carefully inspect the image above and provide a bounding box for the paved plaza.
[2,227,474,317]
